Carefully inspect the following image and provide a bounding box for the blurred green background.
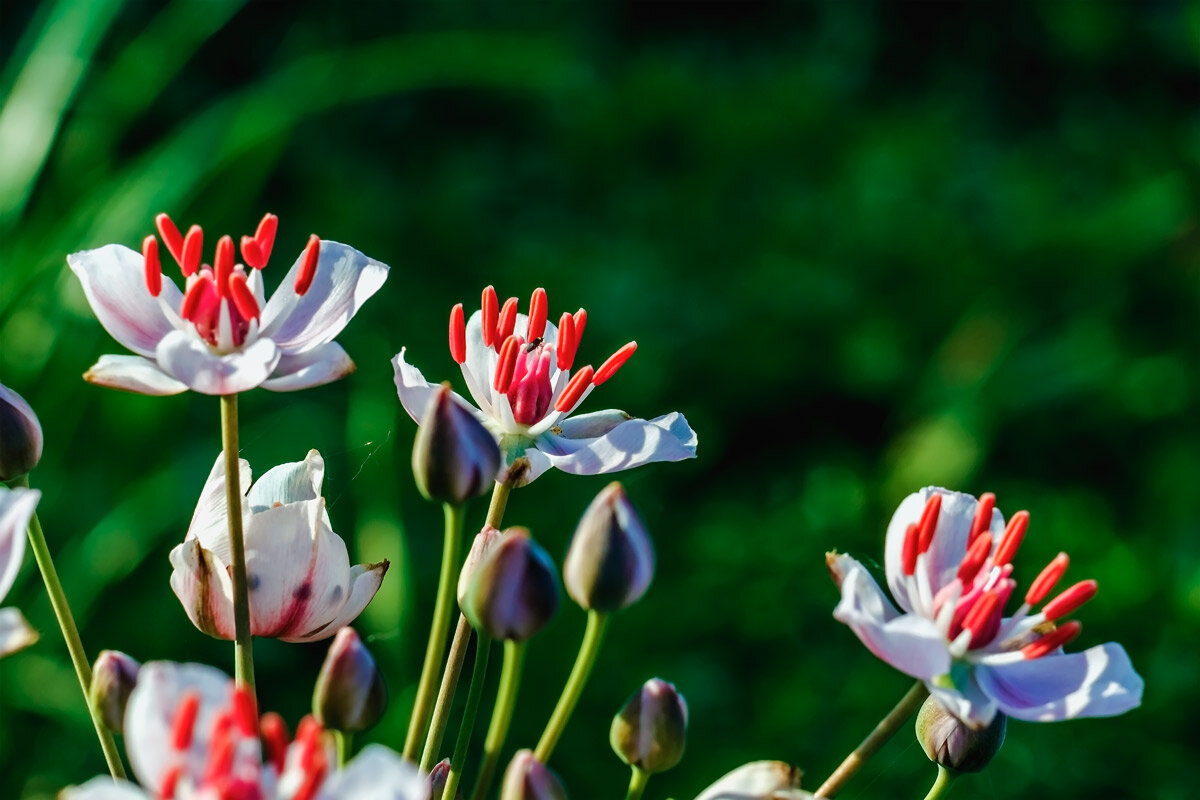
[1,1,1196,798]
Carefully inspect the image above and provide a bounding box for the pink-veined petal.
[316,744,426,800]
[928,671,1000,730]
[260,342,356,392]
[285,560,389,643]
[0,487,38,601]
[0,607,37,657]
[245,449,324,512]
[156,331,281,395]
[60,777,152,800]
[67,245,183,357]
[83,355,188,396]
[531,411,697,479]
[168,539,237,639]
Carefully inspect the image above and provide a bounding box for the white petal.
[156,331,281,395]
[462,310,500,415]
[692,761,806,800]
[531,411,697,479]
[284,560,389,643]
[60,777,151,800]
[392,348,482,426]
[554,409,633,439]
[168,539,237,640]
[928,671,999,730]
[0,487,38,602]
[187,452,252,559]
[259,240,388,355]
[246,450,324,511]
[261,342,356,392]
[83,355,188,395]
[318,744,427,800]
[975,642,1143,722]
[67,245,183,357]
[0,607,38,657]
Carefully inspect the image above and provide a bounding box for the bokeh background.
[1,1,1196,798]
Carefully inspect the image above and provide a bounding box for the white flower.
[0,486,39,657]
[692,761,811,800]
[833,486,1144,729]
[393,286,697,485]
[169,450,387,642]
[68,213,388,395]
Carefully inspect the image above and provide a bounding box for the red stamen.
[181,225,203,277]
[260,712,290,773]
[143,235,162,297]
[573,308,587,342]
[527,287,548,341]
[203,730,236,781]
[968,492,996,544]
[494,336,520,393]
[229,272,260,321]
[961,589,1003,647]
[295,235,320,295]
[556,311,577,370]
[992,510,1030,566]
[1026,552,1070,606]
[240,236,264,270]
[156,213,185,266]
[901,522,920,576]
[181,274,215,321]
[481,286,498,348]
[215,235,235,296]
[171,691,201,751]
[449,303,467,364]
[497,297,518,347]
[1042,579,1097,622]
[916,493,943,554]
[253,212,277,265]
[293,765,328,800]
[158,765,184,800]
[232,687,257,737]
[957,532,993,585]
[1021,620,1082,660]
[554,365,594,413]
[594,341,637,385]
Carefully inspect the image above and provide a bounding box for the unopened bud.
[458,525,506,607]
[429,758,463,800]
[89,650,140,733]
[500,750,567,800]
[693,761,811,800]
[312,627,387,733]
[413,384,501,504]
[915,695,1006,773]
[563,483,654,612]
[610,678,688,774]
[462,528,559,641]
[0,383,42,482]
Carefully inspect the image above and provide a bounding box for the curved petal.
[392,348,481,426]
[0,487,38,601]
[531,411,697,479]
[692,761,806,800]
[68,245,183,357]
[317,744,426,800]
[168,539,236,640]
[246,450,324,512]
[60,778,151,800]
[0,607,38,657]
[462,310,500,415]
[284,560,389,643]
[259,240,388,355]
[261,342,356,392]
[83,355,188,396]
[156,331,281,395]
[976,642,1143,722]
[187,453,252,557]
[928,671,999,730]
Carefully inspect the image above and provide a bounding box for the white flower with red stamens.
[393,286,697,485]
[833,487,1143,729]
[68,212,388,396]
[62,661,425,800]
[170,450,388,643]
[0,486,39,657]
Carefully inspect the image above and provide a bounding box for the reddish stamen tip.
[960,588,1003,646]
[158,765,184,800]
[240,235,265,270]
[181,274,215,321]
[573,308,587,341]
[494,336,520,393]
[527,287,548,342]
[155,213,184,265]
[916,493,943,554]
[993,510,1030,566]
[957,531,993,585]
[293,766,328,800]
[143,235,162,297]
[968,492,996,544]
[231,686,258,736]
[555,365,594,413]
[556,311,577,370]
[295,234,321,295]
[1021,620,1082,660]
[214,235,235,295]
[901,522,920,576]
[594,341,638,385]
[1042,579,1097,621]
[449,303,467,364]
[497,297,518,347]
[203,731,236,782]
[171,691,201,751]
[181,225,203,277]
[253,212,278,265]
[481,286,499,348]
[260,712,290,773]
[1026,552,1070,606]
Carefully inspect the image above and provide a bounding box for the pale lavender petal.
[928,672,999,730]
[246,450,324,511]
[287,561,389,643]
[532,411,697,479]
[554,409,633,439]
[67,245,184,357]
[0,487,38,601]
[83,355,188,396]
[261,342,356,392]
[168,539,237,640]
[0,607,38,657]
[156,331,281,395]
[317,744,427,800]
[60,778,151,800]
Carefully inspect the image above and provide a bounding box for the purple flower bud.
[89,650,140,733]
[915,695,1007,773]
[413,384,501,505]
[312,627,387,733]
[462,529,559,641]
[610,678,688,774]
[429,758,463,800]
[458,525,506,607]
[563,483,654,612]
[0,383,42,482]
[500,750,567,800]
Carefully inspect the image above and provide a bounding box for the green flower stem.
[625,767,651,800]
[484,478,514,529]
[10,475,126,779]
[333,730,353,768]
[442,632,492,800]
[403,501,466,761]
[813,680,929,798]
[219,394,255,702]
[922,766,957,800]
[533,609,611,762]
[470,639,526,800]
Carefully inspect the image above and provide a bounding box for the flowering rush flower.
[63,661,425,800]
[393,286,697,484]
[832,487,1143,728]
[0,486,39,657]
[68,212,388,395]
[170,450,387,642]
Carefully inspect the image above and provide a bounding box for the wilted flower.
[412,384,502,504]
[0,486,38,657]
[313,627,387,733]
[91,650,142,734]
[610,678,687,774]
[0,382,42,481]
[170,450,388,642]
[461,529,559,641]
[915,695,1007,773]
[500,750,567,800]
[394,286,697,485]
[68,212,388,395]
[833,487,1143,729]
[563,483,654,612]
[692,761,811,800]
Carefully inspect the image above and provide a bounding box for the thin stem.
[814,681,929,798]
[533,610,611,762]
[333,730,353,768]
[403,502,466,761]
[922,766,957,800]
[470,639,526,800]
[219,394,255,701]
[625,767,651,800]
[442,633,492,800]
[485,478,513,529]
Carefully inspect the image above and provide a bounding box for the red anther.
[961,589,1003,645]
[556,311,577,370]
[214,235,235,295]
[181,225,203,277]
[527,287,548,342]
[253,213,277,265]
[481,285,499,348]
[901,522,920,576]
[1021,620,1082,660]
[594,341,638,385]
[992,510,1030,566]
[968,492,996,544]
[203,730,236,781]
[295,235,321,295]
[259,712,290,773]
[292,765,328,800]
[229,272,260,321]
[1041,579,1097,622]
[171,691,201,751]
[158,764,184,799]
[156,213,185,265]
[232,687,258,737]
[240,236,265,270]
[497,297,518,346]
[1026,552,1070,606]
[143,235,162,297]
[915,493,943,554]
[554,364,594,413]
[181,274,215,321]
[957,532,993,585]
[573,308,587,342]
[494,336,520,393]
[449,303,467,364]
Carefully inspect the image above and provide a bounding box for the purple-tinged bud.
[413,384,501,504]
[915,695,1006,773]
[500,750,567,800]
[89,650,140,733]
[462,528,559,641]
[312,627,387,733]
[0,383,42,482]
[610,678,688,774]
[563,483,654,612]
[458,525,506,607]
[693,761,812,800]
[429,758,463,800]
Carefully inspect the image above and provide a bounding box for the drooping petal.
[246,449,324,512]
[0,487,38,601]
[168,539,237,640]
[82,355,188,396]
[928,671,1000,730]
[187,453,252,557]
[317,744,427,800]
[60,778,151,800]
[0,607,38,657]
[527,411,697,482]
[156,331,281,395]
[260,342,356,392]
[975,642,1143,722]
[67,245,183,357]
[285,560,389,643]
[259,240,388,355]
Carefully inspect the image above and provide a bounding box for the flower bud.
[89,650,140,734]
[693,761,811,800]
[312,627,387,733]
[462,528,559,641]
[563,483,654,612]
[0,383,42,482]
[458,525,506,607]
[413,384,501,504]
[610,678,688,774]
[500,750,567,800]
[915,695,1007,773]
[429,758,463,800]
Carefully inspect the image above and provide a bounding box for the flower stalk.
[442,632,492,800]
[219,394,256,702]
[922,766,957,800]
[533,610,610,762]
[624,767,650,800]
[470,639,526,800]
